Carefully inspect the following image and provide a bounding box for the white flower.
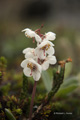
[22,28,41,43]
[23,48,36,59]
[21,27,57,81]
[21,58,42,81]
[35,41,55,59]
[43,32,56,41]
[38,55,57,70]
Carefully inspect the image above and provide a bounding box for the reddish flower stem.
[29,81,37,120]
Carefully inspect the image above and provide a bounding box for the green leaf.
[42,71,52,92]
[5,108,16,120]
[55,84,78,98]
[55,76,79,98]
[61,76,78,88]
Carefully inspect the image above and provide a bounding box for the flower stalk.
[29,81,37,120]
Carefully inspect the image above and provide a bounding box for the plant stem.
[29,81,37,120]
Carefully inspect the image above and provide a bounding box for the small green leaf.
[5,108,16,120]
[55,84,78,98]
[61,76,78,88]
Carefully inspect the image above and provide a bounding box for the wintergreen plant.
[21,26,57,120]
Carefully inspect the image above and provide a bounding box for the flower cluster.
[21,28,57,81]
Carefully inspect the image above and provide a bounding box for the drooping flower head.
[22,28,41,43]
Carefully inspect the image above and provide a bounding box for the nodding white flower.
[23,48,36,59]
[43,32,56,41]
[22,28,41,43]
[21,58,42,81]
[35,41,55,59]
[38,55,57,70]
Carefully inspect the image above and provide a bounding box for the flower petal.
[37,64,42,73]
[45,32,56,41]
[22,28,36,38]
[25,52,34,59]
[25,31,35,38]
[28,58,42,72]
[21,59,28,68]
[35,34,41,42]
[32,71,41,81]
[38,41,54,49]
[46,47,55,55]
[42,61,49,71]
[35,49,46,59]
[47,56,57,65]
[23,67,31,77]
[23,48,31,54]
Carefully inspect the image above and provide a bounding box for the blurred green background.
[0,0,80,119]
